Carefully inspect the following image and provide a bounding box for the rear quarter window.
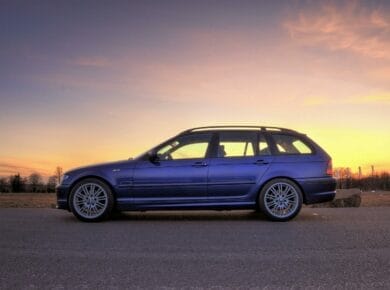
[272,134,313,154]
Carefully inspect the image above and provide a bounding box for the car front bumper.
[56,184,71,210]
[296,177,336,204]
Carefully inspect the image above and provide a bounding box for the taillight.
[326,159,333,176]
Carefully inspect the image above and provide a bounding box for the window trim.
[257,132,273,156]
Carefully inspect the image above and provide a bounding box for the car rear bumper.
[296,177,336,204]
[56,184,71,210]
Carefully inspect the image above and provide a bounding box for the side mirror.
[148,151,159,163]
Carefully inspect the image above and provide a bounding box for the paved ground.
[2,191,390,208]
[0,208,389,289]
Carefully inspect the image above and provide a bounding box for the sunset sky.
[1,0,389,178]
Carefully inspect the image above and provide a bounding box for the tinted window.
[272,134,313,154]
[157,133,212,160]
[258,134,271,155]
[218,132,257,158]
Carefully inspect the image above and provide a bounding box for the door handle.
[253,159,269,165]
[192,161,208,167]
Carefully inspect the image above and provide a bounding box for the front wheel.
[69,178,114,222]
[258,178,302,221]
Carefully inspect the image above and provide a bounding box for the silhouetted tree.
[334,167,352,189]
[55,166,63,184]
[0,177,10,192]
[28,173,43,193]
[378,172,390,190]
[46,175,57,193]
[9,173,25,193]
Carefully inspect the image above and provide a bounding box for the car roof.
[180,126,301,135]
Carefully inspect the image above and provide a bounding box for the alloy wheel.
[72,183,108,219]
[264,182,299,219]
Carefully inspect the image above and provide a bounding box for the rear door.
[207,131,273,198]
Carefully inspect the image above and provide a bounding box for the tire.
[258,178,302,221]
[69,178,114,222]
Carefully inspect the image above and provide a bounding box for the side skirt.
[116,201,256,211]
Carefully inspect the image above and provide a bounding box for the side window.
[156,133,211,160]
[272,134,313,154]
[258,134,271,155]
[218,132,257,158]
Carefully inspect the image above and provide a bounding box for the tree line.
[334,167,390,191]
[0,167,63,193]
[0,166,389,193]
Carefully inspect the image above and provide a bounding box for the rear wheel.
[258,178,302,221]
[69,178,114,222]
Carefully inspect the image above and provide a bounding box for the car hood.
[65,159,136,175]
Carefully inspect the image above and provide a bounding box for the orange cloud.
[304,93,390,106]
[0,161,53,178]
[284,2,390,60]
[357,94,390,104]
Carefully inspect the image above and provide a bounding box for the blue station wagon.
[57,126,336,222]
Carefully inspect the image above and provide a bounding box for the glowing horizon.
[1,1,389,178]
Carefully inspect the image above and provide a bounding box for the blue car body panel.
[57,128,336,212]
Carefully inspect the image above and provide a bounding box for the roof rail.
[180,126,299,134]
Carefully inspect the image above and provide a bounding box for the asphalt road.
[0,208,389,289]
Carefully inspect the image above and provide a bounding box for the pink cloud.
[284,2,390,60]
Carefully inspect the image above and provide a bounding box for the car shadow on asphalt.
[106,209,322,222]
[109,210,266,222]
[59,209,322,223]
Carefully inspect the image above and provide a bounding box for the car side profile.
[56,126,336,222]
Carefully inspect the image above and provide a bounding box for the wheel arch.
[67,175,117,208]
[256,176,307,207]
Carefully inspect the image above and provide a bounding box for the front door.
[132,132,213,204]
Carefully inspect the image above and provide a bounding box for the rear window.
[272,134,313,154]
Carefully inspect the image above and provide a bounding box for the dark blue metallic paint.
[57,127,336,213]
